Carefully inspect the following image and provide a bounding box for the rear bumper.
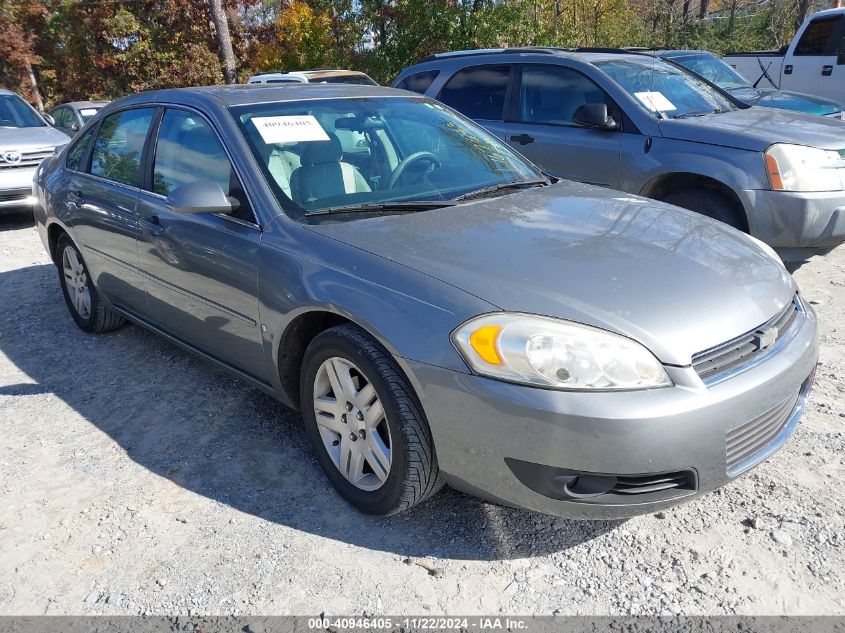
[407,303,818,519]
[742,189,845,249]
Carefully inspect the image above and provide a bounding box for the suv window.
[152,108,255,223]
[66,128,95,171]
[437,65,510,121]
[794,15,843,55]
[89,108,155,186]
[519,65,612,126]
[395,70,439,94]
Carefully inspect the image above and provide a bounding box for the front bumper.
[0,167,38,213]
[742,189,845,249]
[407,303,818,519]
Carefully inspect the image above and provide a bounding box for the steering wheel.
[387,151,440,189]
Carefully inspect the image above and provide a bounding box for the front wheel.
[661,188,747,232]
[300,324,444,515]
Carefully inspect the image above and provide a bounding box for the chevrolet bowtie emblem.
[754,327,778,351]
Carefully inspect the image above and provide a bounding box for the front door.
[134,107,267,380]
[507,65,621,188]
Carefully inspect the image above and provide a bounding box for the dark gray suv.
[34,85,817,519]
[394,48,845,255]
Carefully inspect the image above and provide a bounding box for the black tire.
[661,188,747,232]
[300,323,444,515]
[56,234,125,334]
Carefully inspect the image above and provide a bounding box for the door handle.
[822,65,833,76]
[143,215,163,237]
[784,65,793,75]
[510,133,535,145]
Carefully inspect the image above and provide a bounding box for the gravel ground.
[0,210,843,617]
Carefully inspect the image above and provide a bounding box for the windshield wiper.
[453,178,550,202]
[672,111,712,119]
[304,200,457,217]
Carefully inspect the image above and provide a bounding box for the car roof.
[118,84,409,108]
[62,101,110,109]
[416,47,659,66]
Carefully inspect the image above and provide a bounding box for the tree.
[209,0,237,83]
[0,0,46,109]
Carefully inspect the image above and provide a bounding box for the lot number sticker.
[252,115,330,144]
[633,91,676,112]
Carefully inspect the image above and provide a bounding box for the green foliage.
[0,0,822,107]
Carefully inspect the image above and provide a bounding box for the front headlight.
[765,143,843,192]
[451,313,672,391]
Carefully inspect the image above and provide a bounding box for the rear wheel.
[661,188,747,232]
[56,235,124,333]
[300,323,444,515]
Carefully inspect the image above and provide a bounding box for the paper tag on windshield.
[634,91,676,112]
[252,115,330,144]
[79,108,98,117]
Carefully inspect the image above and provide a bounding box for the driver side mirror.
[573,103,619,131]
[166,181,240,214]
[43,113,56,126]
[70,122,80,132]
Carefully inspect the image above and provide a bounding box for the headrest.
[301,133,342,165]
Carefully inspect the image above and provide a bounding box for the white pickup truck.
[724,7,844,103]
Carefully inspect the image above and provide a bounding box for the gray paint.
[34,85,819,518]
[393,50,845,250]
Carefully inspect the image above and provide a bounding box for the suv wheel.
[300,323,444,515]
[56,235,124,333]
[661,188,747,232]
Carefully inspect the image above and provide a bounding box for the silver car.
[34,85,817,518]
[394,49,845,256]
[1,89,69,214]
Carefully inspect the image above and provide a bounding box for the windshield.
[595,58,737,119]
[667,53,751,91]
[231,96,540,217]
[311,74,378,86]
[0,94,45,128]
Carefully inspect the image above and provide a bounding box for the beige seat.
[289,134,370,206]
[267,147,301,199]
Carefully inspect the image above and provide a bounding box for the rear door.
[69,107,156,314]
[134,106,267,380]
[435,64,513,142]
[784,13,845,99]
[507,64,621,187]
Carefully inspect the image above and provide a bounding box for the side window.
[90,108,155,186]
[152,109,255,222]
[52,108,69,128]
[794,16,843,55]
[66,128,95,171]
[437,65,510,121]
[519,65,612,126]
[395,70,439,94]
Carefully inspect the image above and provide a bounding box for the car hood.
[729,86,843,116]
[304,182,796,366]
[657,107,845,151]
[0,125,69,149]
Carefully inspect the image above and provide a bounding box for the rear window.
[794,15,844,55]
[437,65,510,121]
[395,70,439,94]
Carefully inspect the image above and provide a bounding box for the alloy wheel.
[62,246,91,320]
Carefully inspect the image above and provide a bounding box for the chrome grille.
[726,373,812,477]
[0,147,55,170]
[692,296,802,385]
